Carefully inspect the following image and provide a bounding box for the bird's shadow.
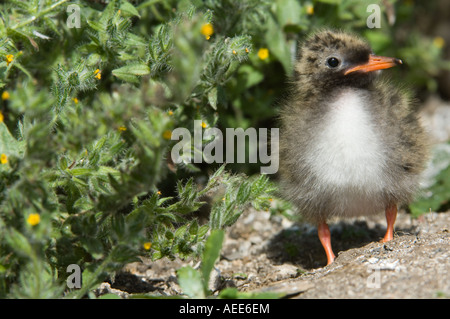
[265,219,415,269]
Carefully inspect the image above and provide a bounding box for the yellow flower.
[0,111,3,123]
[162,130,172,140]
[94,69,101,80]
[118,126,127,132]
[201,122,207,128]
[27,213,40,226]
[0,153,7,164]
[168,110,174,116]
[2,91,10,100]
[257,48,269,60]
[157,191,162,195]
[232,50,237,55]
[143,242,152,250]
[245,48,249,53]
[306,4,314,15]
[6,54,14,66]
[201,23,214,40]
[433,36,445,49]
[73,97,79,104]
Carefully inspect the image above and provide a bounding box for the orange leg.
[381,204,397,243]
[318,222,336,265]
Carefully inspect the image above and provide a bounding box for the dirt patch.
[102,209,449,299]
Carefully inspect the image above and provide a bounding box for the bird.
[278,29,429,266]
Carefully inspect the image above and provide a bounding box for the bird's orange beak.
[344,54,402,75]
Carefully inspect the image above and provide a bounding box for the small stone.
[379,259,400,271]
[274,264,299,280]
[249,235,262,245]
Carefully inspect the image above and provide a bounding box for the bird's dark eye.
[326,57,340,68]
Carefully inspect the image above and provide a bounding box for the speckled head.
[294,30,401,90]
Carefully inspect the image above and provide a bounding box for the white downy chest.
[307,88,387,190]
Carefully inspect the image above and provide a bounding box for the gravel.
[106,208,449,299]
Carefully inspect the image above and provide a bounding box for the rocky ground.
[99,208,449,299]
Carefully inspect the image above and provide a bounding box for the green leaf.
[265,15,292,74]
[80,266,106,297]
[200,229,224,291]
[189,220,198,236]
[112,214,126,240]
[208,87,218,110]
[238,65,264,89]
[177,266,205,299]
[109,245,140,264]
[5,228,33,257]
[409,143,450,217]
[174,224,188,238]
[236,181,251,204]
[86,20,106,33]
[80,238,104,260]
[410,164,450,217]
[59,156,68,170]
[275,0,302,26]
[198,225,209,238]
[113,64,151,76]
[0,122,25,158]
[67,168,93,177]
[120,1,141,18]
[98,293,122,299]
[112,64,150,82]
